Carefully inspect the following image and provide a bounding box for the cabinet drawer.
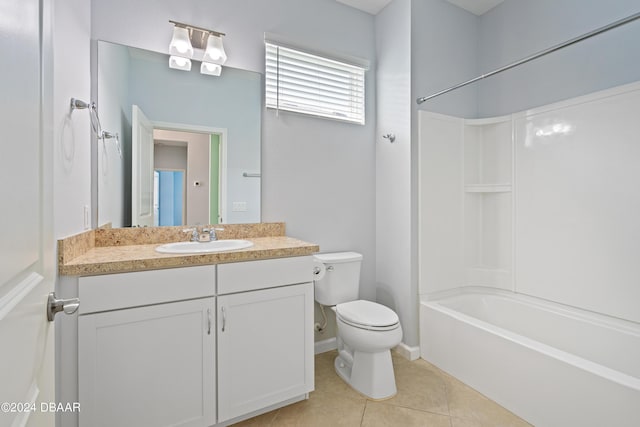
[79,265,215,314]
[217,256,314,294]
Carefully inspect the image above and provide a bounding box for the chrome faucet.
[183,227,224,242]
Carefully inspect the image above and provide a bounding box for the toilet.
[313,252,402,400]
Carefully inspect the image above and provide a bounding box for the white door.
[217,284,314,422]
[132,105,155,227]
[0,0,55,426]
[78,298,216,427]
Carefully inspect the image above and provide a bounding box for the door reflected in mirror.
[96,41,261,228]
[151,127,221,227]
[154,170,184,227]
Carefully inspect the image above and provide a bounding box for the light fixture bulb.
[169,26,194,58]
[169,55,192,71]
[203,34,227,64]
[201,61,222,76]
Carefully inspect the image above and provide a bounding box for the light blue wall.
[410,0,640,118]
[127,52,261,224]
[92,0,378,319]
[396,0,480,346]
[412,0,479,118]
[96,41,131,227]
[375,0,415,345]
[477,0,640,117]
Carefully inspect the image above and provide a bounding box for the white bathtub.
[419,288,640,427]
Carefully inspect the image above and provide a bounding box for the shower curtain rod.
[416,11,640,105]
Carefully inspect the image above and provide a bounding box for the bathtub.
[419,288,640,427]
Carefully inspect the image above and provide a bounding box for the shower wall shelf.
[418,110,513,294]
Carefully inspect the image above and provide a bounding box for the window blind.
[265,43,365,125]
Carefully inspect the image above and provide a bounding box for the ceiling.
[336,0,392,15]
[445,0,504,15]
[336,0,504,16]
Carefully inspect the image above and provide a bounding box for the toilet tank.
[313,252,363,306]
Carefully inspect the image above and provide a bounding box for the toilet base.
[334,349,397,400]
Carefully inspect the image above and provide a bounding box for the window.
[265,43,366,125]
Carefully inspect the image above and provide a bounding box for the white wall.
[417,112,465,297]
[154,145,188,171]
[53,2,92,425]
[375,0,415,346]
[513,84,640,323]
[478,0,640,117]
[53,0,92,239]
[91,0,378,298]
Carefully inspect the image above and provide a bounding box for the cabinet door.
[79,298,216,427]
[217,283,314,422]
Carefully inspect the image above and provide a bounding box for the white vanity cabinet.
[216,257,315,423]
[73,257,314,427]
[77,266,216,427]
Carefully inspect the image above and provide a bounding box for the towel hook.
[382,133,396,143]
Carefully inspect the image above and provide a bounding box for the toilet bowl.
[313,252,403,399]
[333,300,402,399]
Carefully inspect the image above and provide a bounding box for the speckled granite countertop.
[58,223,319,276]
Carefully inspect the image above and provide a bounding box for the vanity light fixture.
[203,34,227,65]
[169,55,192,71]
[169,20,226,76]
[169,25,194,58]
[200,61,222,76]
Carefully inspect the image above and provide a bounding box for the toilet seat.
[336,300,399,331]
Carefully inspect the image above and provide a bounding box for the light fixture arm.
[168,20,225,38]
[169,19,225,54]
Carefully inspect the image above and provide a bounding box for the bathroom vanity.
[57,223,318,427]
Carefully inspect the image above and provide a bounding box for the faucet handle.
[182,228,199,241]
[208,227,224,241]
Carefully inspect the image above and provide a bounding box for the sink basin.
[155,239,254,254]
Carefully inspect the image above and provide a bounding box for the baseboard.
[394,342,420,361]
[314,337,337,354]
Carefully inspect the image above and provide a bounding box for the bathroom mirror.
[95,40,261,228]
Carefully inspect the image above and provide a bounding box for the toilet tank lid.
[313,252,363,263]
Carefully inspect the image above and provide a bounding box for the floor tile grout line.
[365,398,454,421]
[371,398,450,418]
[360,399,369,426]
[233,353,530,426]
[443,371,453,418]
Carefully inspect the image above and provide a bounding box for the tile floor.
[232,350,532,427]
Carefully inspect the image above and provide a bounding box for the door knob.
[47,292,80,321]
